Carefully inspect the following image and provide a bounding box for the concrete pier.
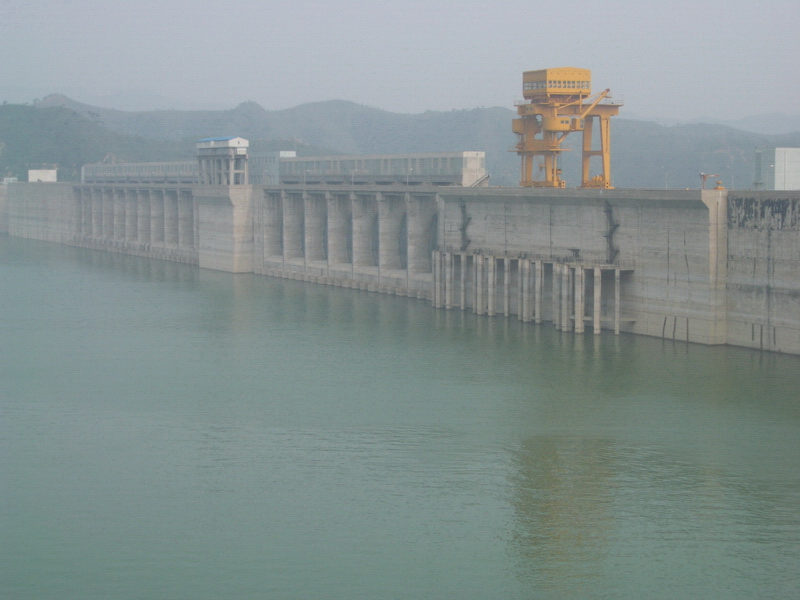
[352,193,377,268]
[487,256,496,317]
[283,192,303,260]
[535,260,543,324]
[460,254,467,310]
[304,192,327,263]
[503,257,511,317]
[575,267,585,334]
[327,193,351,266]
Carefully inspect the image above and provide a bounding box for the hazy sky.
[2,0,798,120]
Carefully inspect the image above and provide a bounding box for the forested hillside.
[0,104,192,181]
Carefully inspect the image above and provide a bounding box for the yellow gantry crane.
[512,67,621,188]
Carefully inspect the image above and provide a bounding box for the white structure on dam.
[3,139,800,354]
[754,147,800,191]
[279,152,489,187]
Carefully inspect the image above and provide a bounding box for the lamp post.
[406,168,412,186]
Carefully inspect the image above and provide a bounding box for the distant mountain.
[725,113,800,136]
[560,119,800,189]
[0,102,330,182]
[0,103,192,181]
[19,96,800,188]
[74,91,184,112]
[34,95,518,183]
[626,112,800,136]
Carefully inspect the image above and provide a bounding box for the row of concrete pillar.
[433,251,625,334]
[257,190,438,275]
[198,156,248,186]
[74,187,197,252]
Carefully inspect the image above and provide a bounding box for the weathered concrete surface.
[6,182,75,243]
[726,192,800,352]
[195,185,254,273]
[438,188,728,345]
[5,182,800,354]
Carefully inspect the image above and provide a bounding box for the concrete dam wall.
[5,182,800,354]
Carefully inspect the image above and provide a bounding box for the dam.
[3,165,800,354]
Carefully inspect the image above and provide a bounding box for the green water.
[2,236,799,599]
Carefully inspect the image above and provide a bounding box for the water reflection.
[509,434,800,598]
[510,436,616,597]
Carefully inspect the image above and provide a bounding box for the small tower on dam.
[512,68,621,188]
[197,137,249,185]
[194,136,253,273]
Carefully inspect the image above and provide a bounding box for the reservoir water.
[2,236,800,599]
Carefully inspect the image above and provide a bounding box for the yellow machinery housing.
[512,68,621,188]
